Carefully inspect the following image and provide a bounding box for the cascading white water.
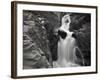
[53,14,84,67]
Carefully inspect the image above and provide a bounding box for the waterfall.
[53,14,84,67]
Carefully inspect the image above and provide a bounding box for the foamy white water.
[53,14,84,68]
[53,31,80,67]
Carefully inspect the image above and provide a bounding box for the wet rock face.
[23,12,53,69]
